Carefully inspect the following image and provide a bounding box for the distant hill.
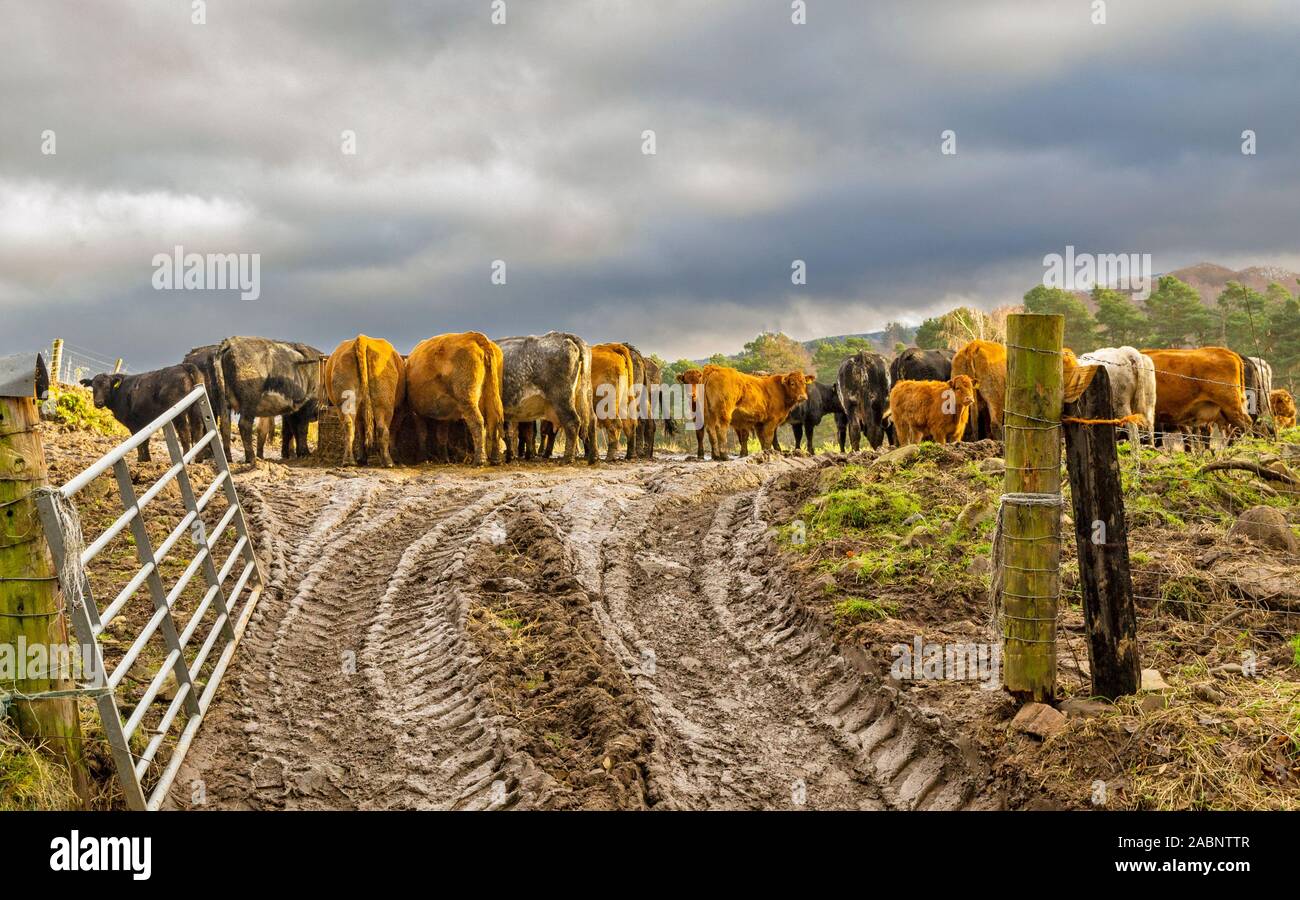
[802,327,916,350]
[1078,262,1300,309]
[1162,262,1300,304]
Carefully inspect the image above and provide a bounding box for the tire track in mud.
[173,456,1000,810]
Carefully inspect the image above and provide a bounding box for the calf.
[887,375,977,445]
[85,364,206,463]
[836,351,891,451]
[405,331,504,466]
[775,381,845,452]
[699,365,813,460]
[1270,389,1296,430]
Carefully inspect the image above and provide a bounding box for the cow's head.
[780,371,815,407]
[948,374,977,409]
[88,373,123,408]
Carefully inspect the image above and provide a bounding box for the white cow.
[1246,356,1274,434]
[1077,346,1157,446]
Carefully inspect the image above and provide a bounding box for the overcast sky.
[3,0,1299,370]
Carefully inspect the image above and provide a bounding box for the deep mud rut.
[172,454,1002,810]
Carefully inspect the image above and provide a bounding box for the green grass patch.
[833,596,897,624]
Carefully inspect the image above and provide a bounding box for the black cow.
[83,365,206,463]
[217,336,324,463]
[774,381,845,453]
[836,351,891,451]
[183,343,228,456]
[890,347,954,384]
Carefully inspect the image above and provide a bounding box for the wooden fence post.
[0,353,92,805]
[1062,366,1141,698]
[1001,314,1063,702]
[49,339,63,386]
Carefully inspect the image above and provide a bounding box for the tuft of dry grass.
[0,718,75,810]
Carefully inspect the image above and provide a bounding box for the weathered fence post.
[1001,314,1063,702]
[49,339,63,386]
[0,352,92,805]
[1062,366,1141,698]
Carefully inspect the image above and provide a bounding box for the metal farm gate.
[34,385,263,810]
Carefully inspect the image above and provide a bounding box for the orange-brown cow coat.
[1140,347,1251,436]
[590,342,637,461]
[699,365,813,460]
[404,331,505,466]
[950,340,1007,439]
[888,375,977,445]
[1270,389,1296,430]
[325,334,407,467]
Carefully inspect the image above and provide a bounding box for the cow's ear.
[79,378,92,387]
[804,374,815,384]
[1062,364,1097,404]
[111,377,123,390]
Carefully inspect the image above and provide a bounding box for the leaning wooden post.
[1062,366,1140,698]
[1001,314,1064,702]
[0,353,92,805]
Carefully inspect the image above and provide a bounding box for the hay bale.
[316,405,345,463]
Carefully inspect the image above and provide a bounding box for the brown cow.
[888,375,977,445]
[324,334,407,467]
[405,331,505,466]
[591,342,637,461]
[1270,388,1296,431]
[676,368,707,459]
[951,340,1007,439]
[1141,347,1251,443]
[699,365,813,461]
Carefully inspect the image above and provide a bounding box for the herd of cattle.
[80,332,1297,467]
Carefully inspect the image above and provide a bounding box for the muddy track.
[172,455,1000,810]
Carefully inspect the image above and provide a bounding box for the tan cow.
[324,335,407,467]
[405,331,505,466]
[1141,347,1251,440]
[1270,388,1296,430]
[951,340,1007,439]
[888,375,977,445]
[699,365,813,461]
[591,342,637,461]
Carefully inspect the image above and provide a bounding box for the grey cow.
[495,331,597,465]
[217,336,324,463]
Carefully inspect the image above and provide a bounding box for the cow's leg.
[338,410,356,465]
[461,408,487,466]
[694,425,705,459]
[758,422,777,453]
[603,424,619,462]
[709,418,730,461]
[837,420,847,453]
[623,421,636,461]
[412,416,429,463]
[848,417,862,452]
[238,416,257,465]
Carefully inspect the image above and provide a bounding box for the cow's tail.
[463,332,503,460]
[355,336,375,450]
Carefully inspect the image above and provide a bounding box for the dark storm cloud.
[2,0,1299,370]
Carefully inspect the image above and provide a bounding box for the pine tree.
[1023,285,1099,352]
[1093,287,1149,347]
[1143,276,1215,348]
